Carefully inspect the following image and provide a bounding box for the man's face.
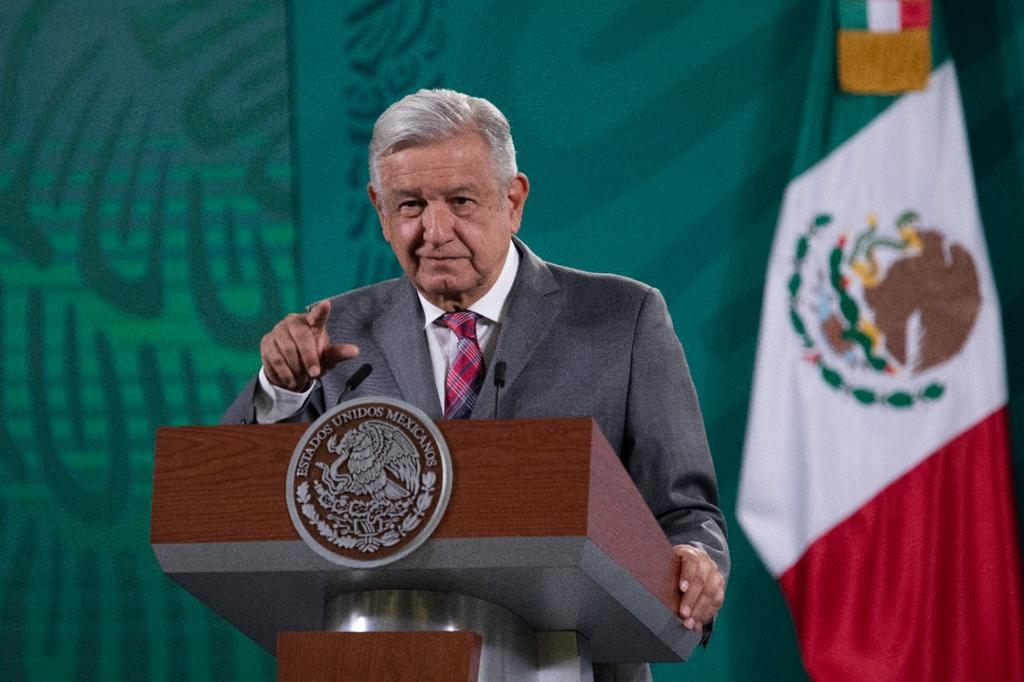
[368,132,529,311]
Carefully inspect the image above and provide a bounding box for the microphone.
[492,360,507,419]
[336,363,373,405]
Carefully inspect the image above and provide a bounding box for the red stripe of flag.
[779,407,1024,681]
[902,0,932,29]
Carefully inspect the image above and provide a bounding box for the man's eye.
[398,200,424,215]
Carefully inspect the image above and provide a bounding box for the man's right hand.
[259,300,360,391]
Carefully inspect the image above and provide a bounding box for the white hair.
[368,88,518,190]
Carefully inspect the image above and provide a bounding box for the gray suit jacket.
[223,238,728,576]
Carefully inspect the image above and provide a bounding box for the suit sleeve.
[623,287,730,580]
[221,374,326,425]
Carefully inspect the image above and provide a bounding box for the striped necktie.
[442,311,484,419]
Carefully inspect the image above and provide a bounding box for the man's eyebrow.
[382,189,424,203]
[445,185,480,195]
[387,184,482,198]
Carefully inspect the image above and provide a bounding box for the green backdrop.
[1,1,1021,680]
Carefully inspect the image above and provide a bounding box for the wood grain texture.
[151,418,595,543]
[435,418,592,537]
[151,423,301,542]
[277,630,481,682]
[151,417,678,613]
[584,421,679,613]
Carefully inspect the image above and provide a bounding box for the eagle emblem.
[286,398,452,567]
[323,421,420,504]
[787,211,981,407]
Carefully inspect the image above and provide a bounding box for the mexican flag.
[736,5,1024,680]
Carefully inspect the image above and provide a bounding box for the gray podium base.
[325,590,595,682]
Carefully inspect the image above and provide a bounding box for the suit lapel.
[474,238,562,418]
[369,240,560,422]
[374,279,443,420]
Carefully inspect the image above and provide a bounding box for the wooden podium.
[151,417,698,680]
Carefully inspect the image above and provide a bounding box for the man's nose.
[422,201,455,242]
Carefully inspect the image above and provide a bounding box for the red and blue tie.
[443,311,484,419]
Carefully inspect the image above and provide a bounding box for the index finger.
[305,299,331,328]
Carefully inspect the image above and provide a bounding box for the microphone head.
[493,360,507,388]
[346,363,373,390]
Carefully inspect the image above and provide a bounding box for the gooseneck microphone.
[492,360,507,419]
[335,363,373,405]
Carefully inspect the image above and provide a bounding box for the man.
[224,88,728,676]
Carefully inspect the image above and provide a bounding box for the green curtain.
[2,1,1021,679]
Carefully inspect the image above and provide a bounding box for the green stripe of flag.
[838,0,869,30]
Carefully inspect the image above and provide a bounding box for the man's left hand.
[673,544,725,633]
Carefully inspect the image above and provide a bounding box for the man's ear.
[367,183,382,214]
[506,172,530,233]
[367,183,389,240]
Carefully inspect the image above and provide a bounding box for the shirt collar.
[418,242,521,327]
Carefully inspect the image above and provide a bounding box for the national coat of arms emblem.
[286,397,453,567]
[787,210,982,407]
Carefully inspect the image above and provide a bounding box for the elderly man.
[224,88,728,678]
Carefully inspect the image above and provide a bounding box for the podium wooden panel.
[151,417,697,667]
[277,631,481,682]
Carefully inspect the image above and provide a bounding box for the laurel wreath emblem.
[296,472,437,553]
